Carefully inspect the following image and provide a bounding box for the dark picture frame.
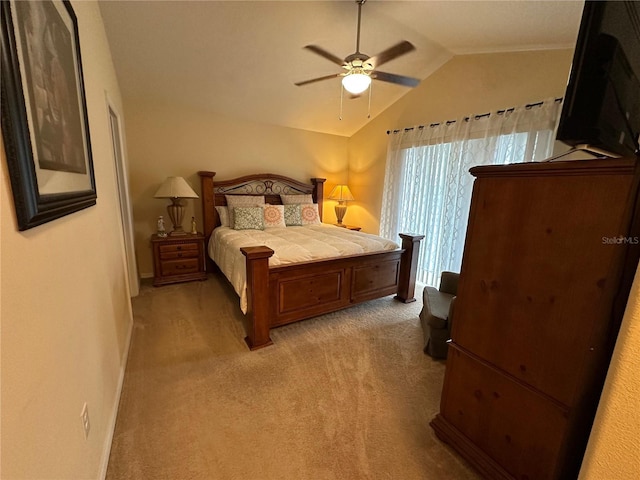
[1,0,96,231]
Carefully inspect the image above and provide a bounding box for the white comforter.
[209,224,399,313]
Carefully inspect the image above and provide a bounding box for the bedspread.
[209,224,399,313]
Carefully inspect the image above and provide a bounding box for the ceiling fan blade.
[373,71,420,88]
[368,41,415,68]
[304,45,346,66]
[295,73,341,87]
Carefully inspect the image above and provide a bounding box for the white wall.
[0,2,132,478]
[580,264,640,479]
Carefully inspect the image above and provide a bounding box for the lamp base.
[167,199,187,235]
[335,203,347,225]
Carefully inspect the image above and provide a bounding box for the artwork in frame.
[1,0,96,231]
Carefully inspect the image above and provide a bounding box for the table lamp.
[328,184,354,225]
[154,176,199,235]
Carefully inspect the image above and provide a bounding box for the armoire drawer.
[439,345,569,480]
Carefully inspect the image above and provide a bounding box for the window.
[381,100,562,286]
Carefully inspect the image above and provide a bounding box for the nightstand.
[151,233,207,286]
[334,224,361,231]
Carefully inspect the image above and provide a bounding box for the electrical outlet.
[80,403,90,439]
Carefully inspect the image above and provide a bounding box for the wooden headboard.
[197,171,326,243]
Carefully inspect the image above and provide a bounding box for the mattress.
[209,224,399,313]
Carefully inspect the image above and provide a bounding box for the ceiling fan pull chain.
[339,83,344,120]
[367,81,372,119]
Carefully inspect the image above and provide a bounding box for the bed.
[198,171,424,350]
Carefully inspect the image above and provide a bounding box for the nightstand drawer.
[159,243,199,254]
[160,249,199,260]
[161,258,200,276]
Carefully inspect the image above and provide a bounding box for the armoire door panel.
[452,168,635,405]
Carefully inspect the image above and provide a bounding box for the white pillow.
[215,206,230,227]
[280,194,314,205]
[300,203,321,225]
[226,195,265,228]
[263,204,286,228]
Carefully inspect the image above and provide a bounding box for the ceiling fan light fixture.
[342,71,371,94]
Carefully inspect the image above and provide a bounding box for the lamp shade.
[342,72,371,95]
[154,177,198,236]
[328,185,355,202]
[154,176,198,199]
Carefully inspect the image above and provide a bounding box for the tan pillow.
[226,195,265,228]
[280,194,314,205]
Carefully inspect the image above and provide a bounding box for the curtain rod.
[386,97,563,135]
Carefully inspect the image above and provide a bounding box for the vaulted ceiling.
[99,0,584,137]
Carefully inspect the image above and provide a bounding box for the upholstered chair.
[419,271,459,359]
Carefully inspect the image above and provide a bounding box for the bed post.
[395,233,425,303]
[311,177,326,221]
[198,171,217,241]
[198,171,217,272]
[241,246,275,350]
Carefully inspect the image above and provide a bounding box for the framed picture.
[1,0,96,231]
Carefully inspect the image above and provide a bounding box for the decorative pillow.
[280,194,314,205]
[300,203,321,225]
[283,204,302,226]
[233,207,264,230]
[226,195,265,228]
[215,206,230,227]
[263,204,286,228]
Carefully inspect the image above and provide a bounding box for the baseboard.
[99,316,134,479]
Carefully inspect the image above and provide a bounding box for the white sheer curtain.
[380,98,563,287]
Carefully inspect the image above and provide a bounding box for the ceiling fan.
[295,0,420,96]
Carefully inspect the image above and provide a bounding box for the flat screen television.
[556,0,640,157]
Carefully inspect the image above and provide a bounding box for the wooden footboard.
[241,234,424,350]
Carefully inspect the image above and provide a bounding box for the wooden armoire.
[431,157,640,480]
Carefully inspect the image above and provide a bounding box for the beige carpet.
[106,273,479,480]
